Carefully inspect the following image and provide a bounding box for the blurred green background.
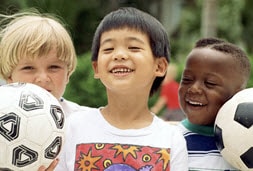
[1,0,253,109]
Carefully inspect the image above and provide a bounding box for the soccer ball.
[0,83,65,171]
[214,88,253,170]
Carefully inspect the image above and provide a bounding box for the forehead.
[183,47,244,93]
[100,28,148,43]
[186,48,236,70]
[19,48,60,61]
[184,48,241,81]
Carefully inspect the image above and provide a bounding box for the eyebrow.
[100,36,145,46]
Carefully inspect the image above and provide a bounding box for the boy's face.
[92,28,166,95]
[179,48,242,125]
[8,48,69,99]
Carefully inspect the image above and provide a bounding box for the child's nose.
[113,49,128,61]
[188,82,203,94]
[35,71,50,83]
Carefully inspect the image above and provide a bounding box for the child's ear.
[92,61,100,79]
[155,57,168,77]
[7,77,13,84]
[66,73,70,84]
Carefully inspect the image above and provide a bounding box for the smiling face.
[179,48,243,125]
[92,28,167,96]
[8,48,69,99]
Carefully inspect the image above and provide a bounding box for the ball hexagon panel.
[234,102,253,128]
[214,125,224,151]
[240,147,253,168]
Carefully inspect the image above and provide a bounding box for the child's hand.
[37,158,59,171]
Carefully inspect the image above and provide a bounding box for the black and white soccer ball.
[214,88,253,170]
[0,83,65,171]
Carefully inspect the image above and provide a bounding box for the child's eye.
[21,66,34,70]
[49,65,61,70]
[103,48,114,52]
[101,48,114,54]
[181,77,192,84]
[129,46,139,49]
[205,81,217,87]
[206,81,216,85]
[51,65,60,68]
[129,46,141,51]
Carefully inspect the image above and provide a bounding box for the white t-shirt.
[56,107,188,171]
[59,98,90,118]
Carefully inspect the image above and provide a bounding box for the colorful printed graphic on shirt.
[75,143,170,171]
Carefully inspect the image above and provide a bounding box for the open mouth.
[110,68,134,74]
[186,99,204,106]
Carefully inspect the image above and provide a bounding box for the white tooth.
[112,68,132,73]
[189,101,203,105]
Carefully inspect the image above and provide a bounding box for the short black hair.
[91,7,170,95]
[195,37,251,88]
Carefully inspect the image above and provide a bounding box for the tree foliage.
[63,53,107,107]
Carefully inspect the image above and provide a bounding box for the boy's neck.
[103,89,153,129]
[182,119,214,136]
[100,105,153,129]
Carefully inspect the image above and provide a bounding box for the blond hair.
[0,10,77,80]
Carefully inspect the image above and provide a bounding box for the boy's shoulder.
[60,98,94,116]
[154,117,184,136]
[70,106,98,116]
